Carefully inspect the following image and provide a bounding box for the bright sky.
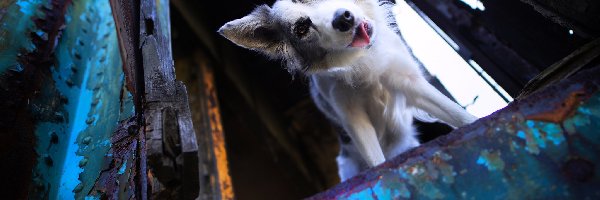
[393,1,511,118]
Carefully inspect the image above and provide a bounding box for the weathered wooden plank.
[170,1,318,191]
[138,0,201,199]
[404,0,591,97]
[198,53,234,200]
[309,65,600,199]
[110,0,203,199]
[518,38,600,100]
[175,51,235,200]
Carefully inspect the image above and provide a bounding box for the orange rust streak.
[201,61,235,200]
[526,90,585,123]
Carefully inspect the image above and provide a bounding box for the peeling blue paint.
[531,126,547,148]
[510,140,520,150]
[23,0,134,199]
[343,187,375,200]
[515,120,567,155]
[540,122,564,145]
[476,149,505,171]
[84,195,101,200]
[16,0,40,15]
[517,130,526,139]
[56,56,92,199]
[68,1,134,199]
[371,179,399,200]
[575,96,600,146]
[397,182,411,198]
[118,160,127,175]
[0,0,44,72]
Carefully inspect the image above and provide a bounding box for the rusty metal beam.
[108,0,149,199]
[0,0,91,199]
[0,0,72,198]
[109,0,143,112]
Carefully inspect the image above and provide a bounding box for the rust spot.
[89,117,140,198]
[526,91,586,123]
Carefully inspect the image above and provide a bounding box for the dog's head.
[218,0,378,74]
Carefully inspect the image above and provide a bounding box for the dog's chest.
[314,75,393,131]
[359,82,392,134]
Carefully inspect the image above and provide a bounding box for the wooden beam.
[111,0,203,198]
[518,38,600,100]
[175,50,235,200]
[170,0,318,190]
[139,0,200,199]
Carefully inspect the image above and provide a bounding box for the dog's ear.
[218,5,284,58]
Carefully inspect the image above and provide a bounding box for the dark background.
[169,0,596,199]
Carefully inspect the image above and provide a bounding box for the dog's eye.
[293,17,312,38]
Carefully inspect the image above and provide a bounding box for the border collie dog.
[219,0,477,181]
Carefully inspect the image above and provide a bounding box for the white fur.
[219,0,477,181]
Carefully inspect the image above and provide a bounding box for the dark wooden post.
[110,0,204,199]
[174,51,235,200]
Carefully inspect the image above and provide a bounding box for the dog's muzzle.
[332,9,354,32]
[332,9,373,48]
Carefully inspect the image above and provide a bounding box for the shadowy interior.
[170,1,453,199]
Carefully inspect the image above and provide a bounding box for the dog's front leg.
[333,99,386,167]
[384,71,477,127]
[408,78,477,127]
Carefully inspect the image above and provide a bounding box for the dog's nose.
[332,9,354,32]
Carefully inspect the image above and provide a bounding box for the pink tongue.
[350,23,370,48]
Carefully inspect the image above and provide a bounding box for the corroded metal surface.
[308,66,600,199]
[87,117,140,199]
[109,0,142,111]
[26,0,137,199]
[0,0,139,199]
[1,0,200,199]
[0,1,53,198]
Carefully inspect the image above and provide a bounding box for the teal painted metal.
[0,0,44,72]
[45,1,134,199]
[0,0,135,199]
[309,67,600,199]
[50,1,135,199]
